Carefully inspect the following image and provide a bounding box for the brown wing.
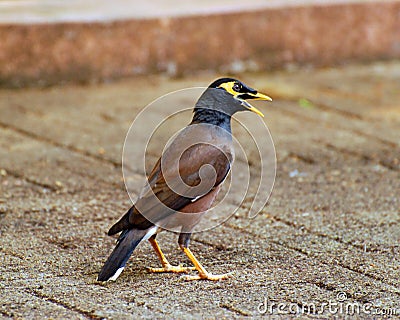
[129,143,232,229]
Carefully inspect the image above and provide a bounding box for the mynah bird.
[98,78,272,281]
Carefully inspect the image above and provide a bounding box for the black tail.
[108,206,134,236]
[97,228,150,281]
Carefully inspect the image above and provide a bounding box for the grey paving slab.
[0,61,399,318]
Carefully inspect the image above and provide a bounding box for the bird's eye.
[233,83,242,92]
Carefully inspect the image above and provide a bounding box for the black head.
[195,78,272,118]
[208,77,256,93]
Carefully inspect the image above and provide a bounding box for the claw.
[147,264,195,274]
[182,271,233,281]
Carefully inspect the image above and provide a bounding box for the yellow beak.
[247,105,265,118]
[242,92,272,118]
[251,92,273,102]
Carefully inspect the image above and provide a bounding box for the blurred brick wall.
[0,1,399,87]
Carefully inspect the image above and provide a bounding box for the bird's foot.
[183,271,233,281]
[147,264,195,274]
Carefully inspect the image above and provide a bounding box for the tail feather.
[108,206,134,236]
[98,228,152,281]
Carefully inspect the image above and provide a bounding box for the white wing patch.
[191,195,202,203]
[142,226,158,241]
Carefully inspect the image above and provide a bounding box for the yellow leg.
[147,238,195,273]
[182,247,233,281]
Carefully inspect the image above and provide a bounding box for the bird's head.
[195,78,272,119]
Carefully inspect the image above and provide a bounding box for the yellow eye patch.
[218,81,240,97]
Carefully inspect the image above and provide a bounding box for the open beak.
[249,92,273,101]
[238,92,272,118]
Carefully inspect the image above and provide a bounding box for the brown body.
[109,123,233,234]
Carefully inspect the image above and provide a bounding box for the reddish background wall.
[1,1,399,87]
